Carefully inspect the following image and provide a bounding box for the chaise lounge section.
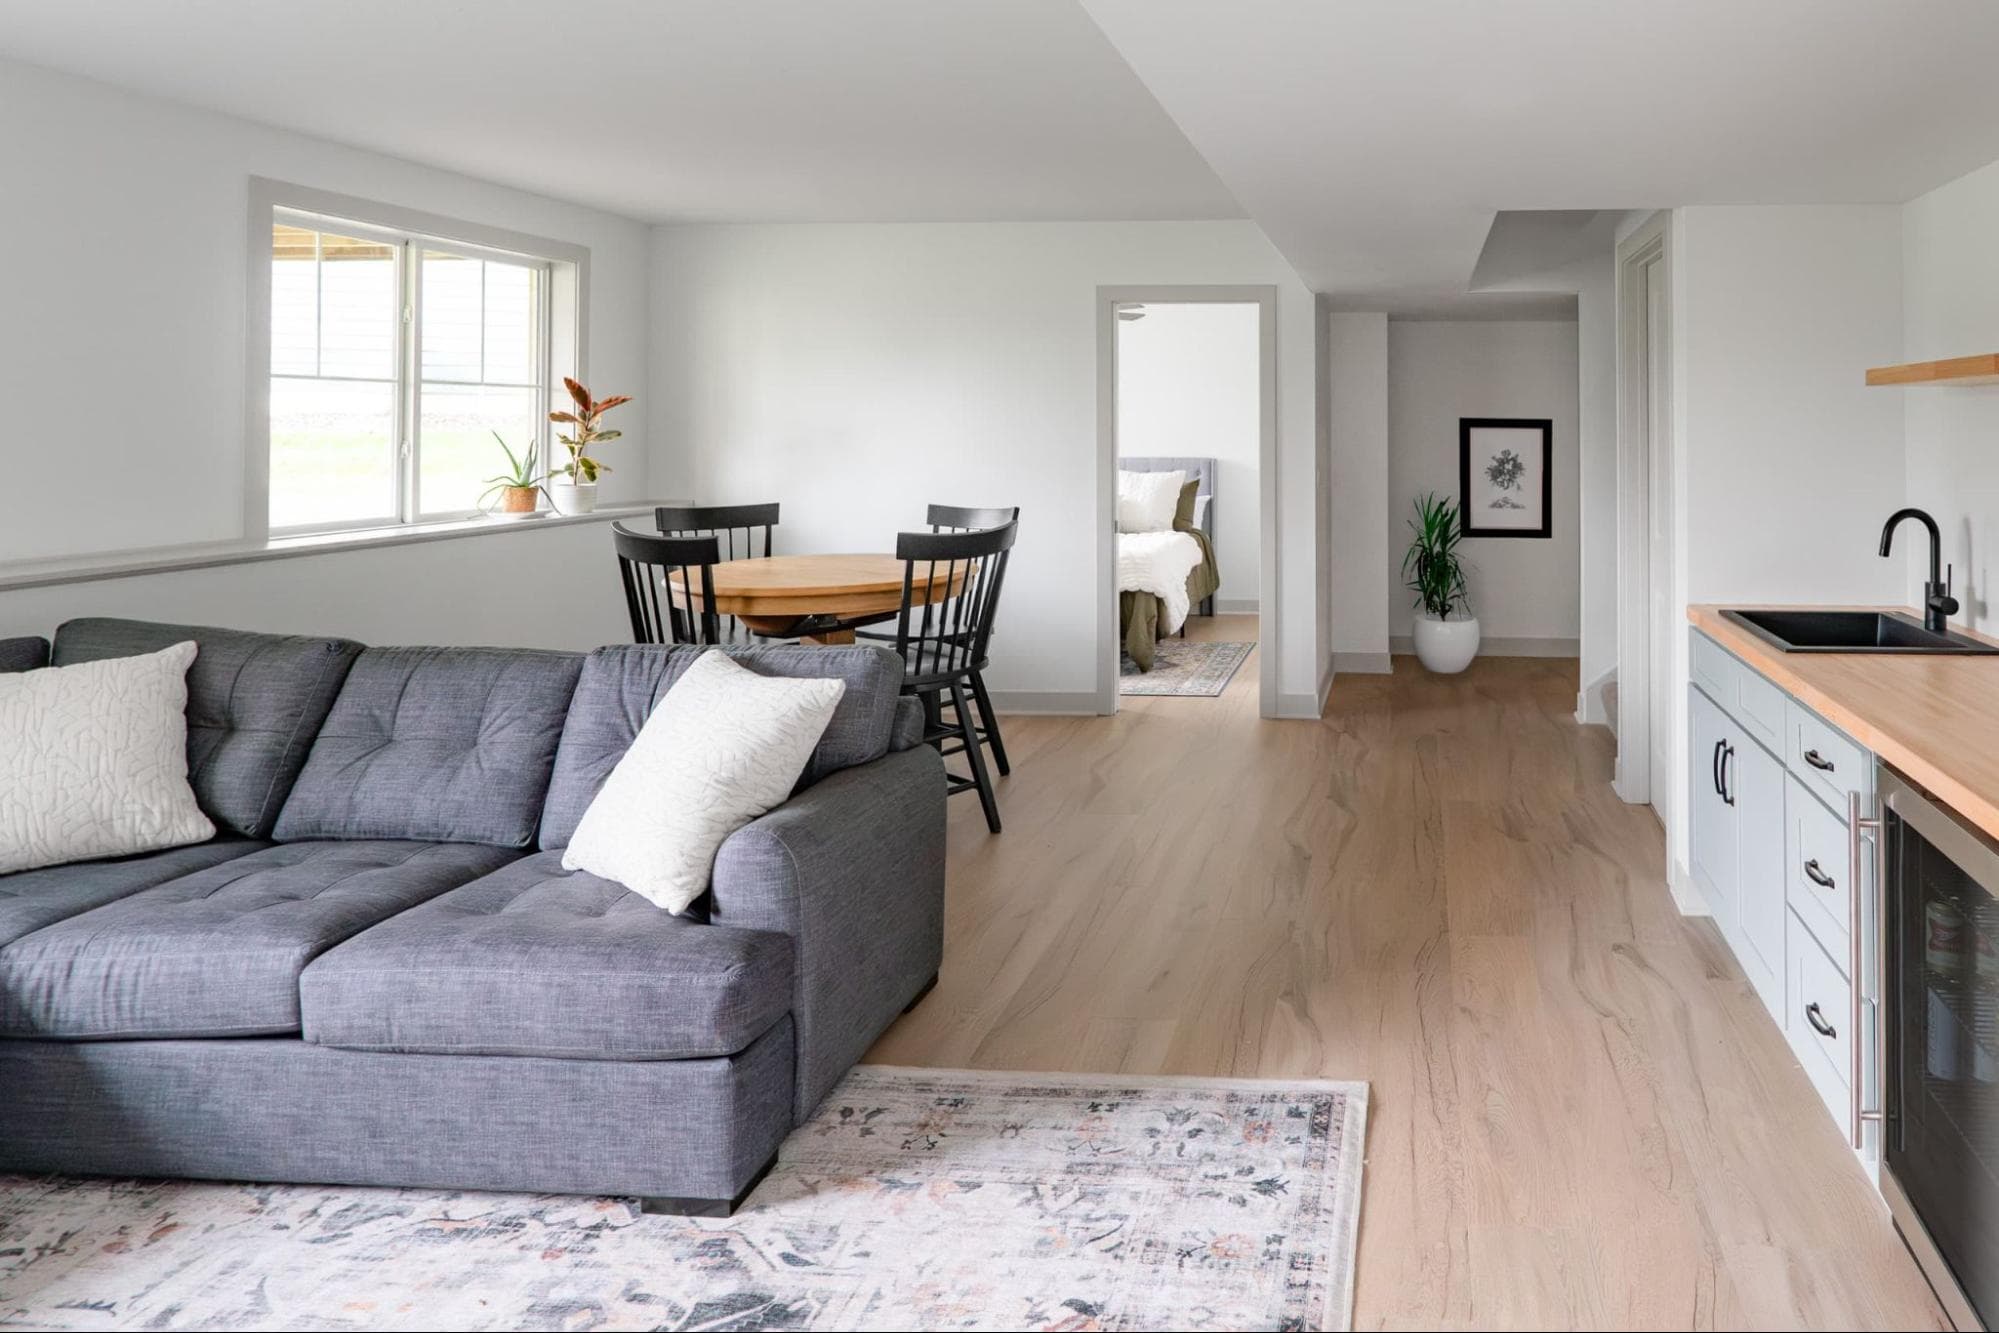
[0,618,945,1215]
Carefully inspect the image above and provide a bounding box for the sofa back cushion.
[51,618,362,838]
[275,646,583,848]
[0,637,49,674]
[538,643,906,850]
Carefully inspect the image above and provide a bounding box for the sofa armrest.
[709,744,945,1123]
[0,637,49,674]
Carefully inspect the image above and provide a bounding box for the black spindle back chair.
[655,503,781,562]
[926,503,1020,534]
[613,522,725,646]
[892,520,1018,833]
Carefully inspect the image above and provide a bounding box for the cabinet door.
[1689,686,1738,931]
[1731,735,1786,1018]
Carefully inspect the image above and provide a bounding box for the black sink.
[1720,608,1999,655]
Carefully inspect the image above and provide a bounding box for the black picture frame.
[1459,417,1552,539]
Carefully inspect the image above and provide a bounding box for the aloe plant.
[478,432,545,508]
[1402,492,1472,620]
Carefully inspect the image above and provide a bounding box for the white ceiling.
[0,0,1242,223]
[1083,0,1999,307]
[9,1,1999,311]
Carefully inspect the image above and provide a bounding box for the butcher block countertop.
[1690,604,1999,841]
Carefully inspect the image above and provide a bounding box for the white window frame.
[246,178,589,542]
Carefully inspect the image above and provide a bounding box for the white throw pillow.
[562,650,846,914]
[0,641,215,875]
[1116,468,1186,534]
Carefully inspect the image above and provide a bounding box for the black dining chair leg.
[967,669,1009,777]
[949,679,1002,833]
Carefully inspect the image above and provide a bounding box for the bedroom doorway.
[1098,288,1275,716]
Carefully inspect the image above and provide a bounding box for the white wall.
[1116,302,1260,612]
[1326,312,1390,668]
[1386,319,1581,648]
[1902,158,1999,630]
[0,57,652,648]
[1664,204,1904,877]
[647,221,1323,713]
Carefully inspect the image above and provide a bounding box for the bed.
[1118,456,1221,672]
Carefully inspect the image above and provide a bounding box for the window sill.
[0,501,682,594]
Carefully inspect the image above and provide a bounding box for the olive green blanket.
[1120,527,1221,672]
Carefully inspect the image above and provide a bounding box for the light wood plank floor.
[867,618,1947,1330]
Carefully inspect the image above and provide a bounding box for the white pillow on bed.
[1117,469,1186,534]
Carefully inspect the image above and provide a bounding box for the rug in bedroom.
[1120,639,1255,696]
[0,1067,1368,1332]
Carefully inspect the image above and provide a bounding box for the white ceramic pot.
[547,480,598,515]
[1412,610,1480,674]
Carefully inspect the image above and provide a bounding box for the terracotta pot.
[497,486,539,514]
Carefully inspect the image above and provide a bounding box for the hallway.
[869,654,1946,1329]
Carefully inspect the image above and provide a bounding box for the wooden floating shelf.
[1866,353,1999,387]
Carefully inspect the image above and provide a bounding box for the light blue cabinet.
[1686,676,1783,1015]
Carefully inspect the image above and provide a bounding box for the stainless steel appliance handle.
[1848,789,1887,1151]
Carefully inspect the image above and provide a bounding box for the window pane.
[421,251,482,381]
[419,382,538,516]
[317,232,397,379]
[270,224,318,376]
[269,377,397,529]
[483,260,537,385]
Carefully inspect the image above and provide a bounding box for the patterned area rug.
[1119,640,1255,696]
[0,1067,1366,1332]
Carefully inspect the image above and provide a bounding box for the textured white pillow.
[562,650,846,914]
[0,641,215,875]
[1116,468,1186,534]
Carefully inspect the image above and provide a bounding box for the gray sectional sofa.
[0,618,945,1215]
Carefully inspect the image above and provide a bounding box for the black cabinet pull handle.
[1721,743,1736,807]
[1803,859,1836,890]
[1804,748,1835,772]
[1712,739,1725,796]
[1805,1002,1838,1039]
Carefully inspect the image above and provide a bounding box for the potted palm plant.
[1403,492,1480,673]
[546,378,631,514]
[478,432,545,518]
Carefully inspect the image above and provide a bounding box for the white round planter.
[547,480,598,515]
[1412,611,1480,674]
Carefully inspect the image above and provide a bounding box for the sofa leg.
[902,972,940,1014]
[638,1151,778,1219]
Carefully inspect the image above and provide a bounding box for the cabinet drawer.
[1787,774,1852,967]
[1691,631,1740,709]
[1788,909,1854,1103]
[1737,669,1786,752]
[1786,700,1870,815]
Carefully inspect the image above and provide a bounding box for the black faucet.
[1879,507,1959,633]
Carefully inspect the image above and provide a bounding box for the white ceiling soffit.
[1082,0,1999,308]
[0,0,1243,224]
[1469,211,1629,292]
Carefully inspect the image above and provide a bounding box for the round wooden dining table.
[672,553,965,644]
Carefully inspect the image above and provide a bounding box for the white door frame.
[1096,285,1279,717]
[1613,212,1672,811]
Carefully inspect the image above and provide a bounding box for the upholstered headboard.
[1118,456,1214,540]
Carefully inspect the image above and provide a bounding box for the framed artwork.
[1459,417,1552,538]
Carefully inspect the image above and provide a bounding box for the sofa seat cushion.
[276,646,582,848]
[52,619,363,838]
[0,840,517,1040]
[0,838,270,948]
[300,850,793,1060]
[539,643,905,850]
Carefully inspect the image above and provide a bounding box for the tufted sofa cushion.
[0,840,516,1039]
[538,643,906,850]
[52,619,363,838]
[276,645,583,848]
[301,850,793,1061]
[0,839,270,948]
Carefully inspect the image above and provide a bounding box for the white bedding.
[1117,530,1203,634]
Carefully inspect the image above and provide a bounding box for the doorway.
[1614,213,1675,838]
[1096,286,1277,716]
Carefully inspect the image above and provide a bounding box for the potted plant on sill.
[546,377,631,514]
[1403,491,1480,673]
[478,432,546,519]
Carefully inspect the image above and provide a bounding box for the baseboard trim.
[1274,690,1324,720]
[1213,597,1260,616]
[1332,651,1393,675]
[1576,664,1615,728]
[1667,859,1709,918]
[1389,635,1579,659]
[985,690,1103,716]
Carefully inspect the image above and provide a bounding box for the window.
[264,202,572,534]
